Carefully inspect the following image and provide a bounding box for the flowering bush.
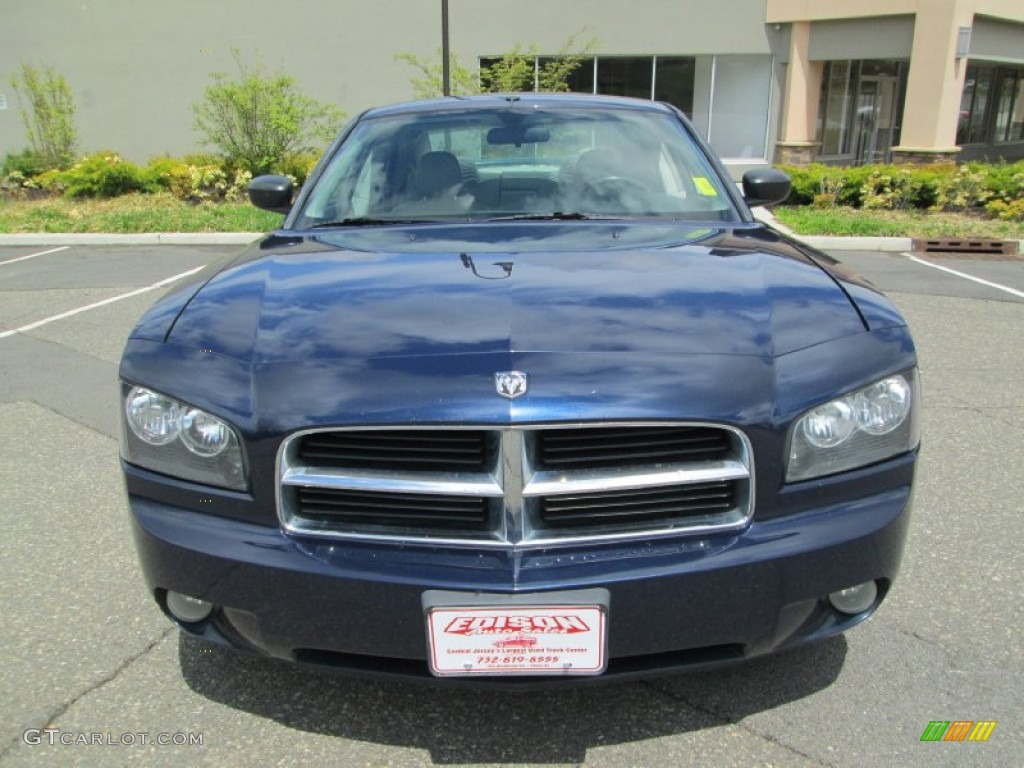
[931,165,991,211]
[145,157,252,203]
[47,152,156,198]
[860,169,921,211]
[779,161,1023,218]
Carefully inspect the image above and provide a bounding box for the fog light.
[166,591,213,623]
[828,581,878,615]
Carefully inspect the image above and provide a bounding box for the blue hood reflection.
[150,223,882,429]
[167,224,865,365]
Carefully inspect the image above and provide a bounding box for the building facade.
[769,0,1024,166]
[0,0,1021,174]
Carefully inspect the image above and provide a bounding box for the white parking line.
[0,245,69,266]
[0,265,207,340]
[904,253,1024,299]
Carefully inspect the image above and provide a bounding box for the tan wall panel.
[768,0,1024,24]
[898,0,971,150]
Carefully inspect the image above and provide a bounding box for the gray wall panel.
[1,0,779,163]
[808,16,915,61]
[969,16,1024,63]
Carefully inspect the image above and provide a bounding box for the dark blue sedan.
[120,94,919,682]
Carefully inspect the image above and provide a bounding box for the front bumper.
[127,456,914,684]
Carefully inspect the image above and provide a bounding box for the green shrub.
[144,156,192,195]
[50,152,156,198]
[144,156,251,202]
[2,148,47,177]
[979,162,1024,203]
[778,164,829,205]
[1,150,47,196]
[984,197,1024,221]
[273,152,321,186]
[192,50,344,175]
[9,63,78,170]
[180,152,226,169]
[860,168,922,210]
[931,165,991,211]
[778,162,1004,211]
[833,165,878,207]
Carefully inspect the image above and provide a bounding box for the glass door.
[855,75,900,164]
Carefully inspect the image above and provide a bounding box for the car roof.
[362,92,678,119]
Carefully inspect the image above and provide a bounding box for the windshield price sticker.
[426,605,606,676]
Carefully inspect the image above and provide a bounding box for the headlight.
[787,369,920,482]
[121,384,247,490]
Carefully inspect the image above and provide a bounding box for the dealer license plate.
[426,604,607,677]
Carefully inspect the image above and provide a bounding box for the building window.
[479,54,771,161]
[710,55,773,159]
[994,69,1024,143]
[596,56,653,100]
[958,64,1024,146]
[816,60,906,165]
[818,61,856,157]
[958,65,994,145]
[654,57,696,115]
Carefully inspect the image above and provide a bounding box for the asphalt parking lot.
[1,241,1021,767]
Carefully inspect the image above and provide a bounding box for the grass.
[0,192,283,233]
[773,205,1024,239]
[1,192,1021,239]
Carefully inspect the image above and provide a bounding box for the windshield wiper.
[485,212,619,222]
[307,217,437,229]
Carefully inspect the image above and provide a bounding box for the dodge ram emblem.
[495,371,528,400]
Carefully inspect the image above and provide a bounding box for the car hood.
[165,224,867,366]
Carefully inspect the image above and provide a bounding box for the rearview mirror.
[487,125,551,146]
[742,168,791,208]
[248,175,295,214]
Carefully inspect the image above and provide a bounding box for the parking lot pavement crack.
[30,398,119,443]
[894,626,951,655]
[937,404,1024,432]
[1,627,175,760]
[640,679,831,767]
[19,328,115,367]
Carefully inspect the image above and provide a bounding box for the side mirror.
[248,174,294,214]
[742,168,791,208]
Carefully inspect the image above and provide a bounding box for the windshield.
[293,105,740,228]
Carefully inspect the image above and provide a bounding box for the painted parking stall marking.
[904,253,1024,299]
[0,245,69,266]
[0,264,206,340]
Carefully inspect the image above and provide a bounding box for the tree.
[10,63,78,170]
[537,32,598,93]
[479,45,536,92]
[398,31,599,98]
[395,51,481,98]
[192,51,345,175]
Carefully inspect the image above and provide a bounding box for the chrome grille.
[278,424,753,548]
[296,488,495,531]
[533,426,730,469]
[298,429,495,472]
[539,481,736,528]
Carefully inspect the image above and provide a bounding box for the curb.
[0,230,918,251]
[751,208,1016,252]
[0,230,1017,254]
[797,236,914,252]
